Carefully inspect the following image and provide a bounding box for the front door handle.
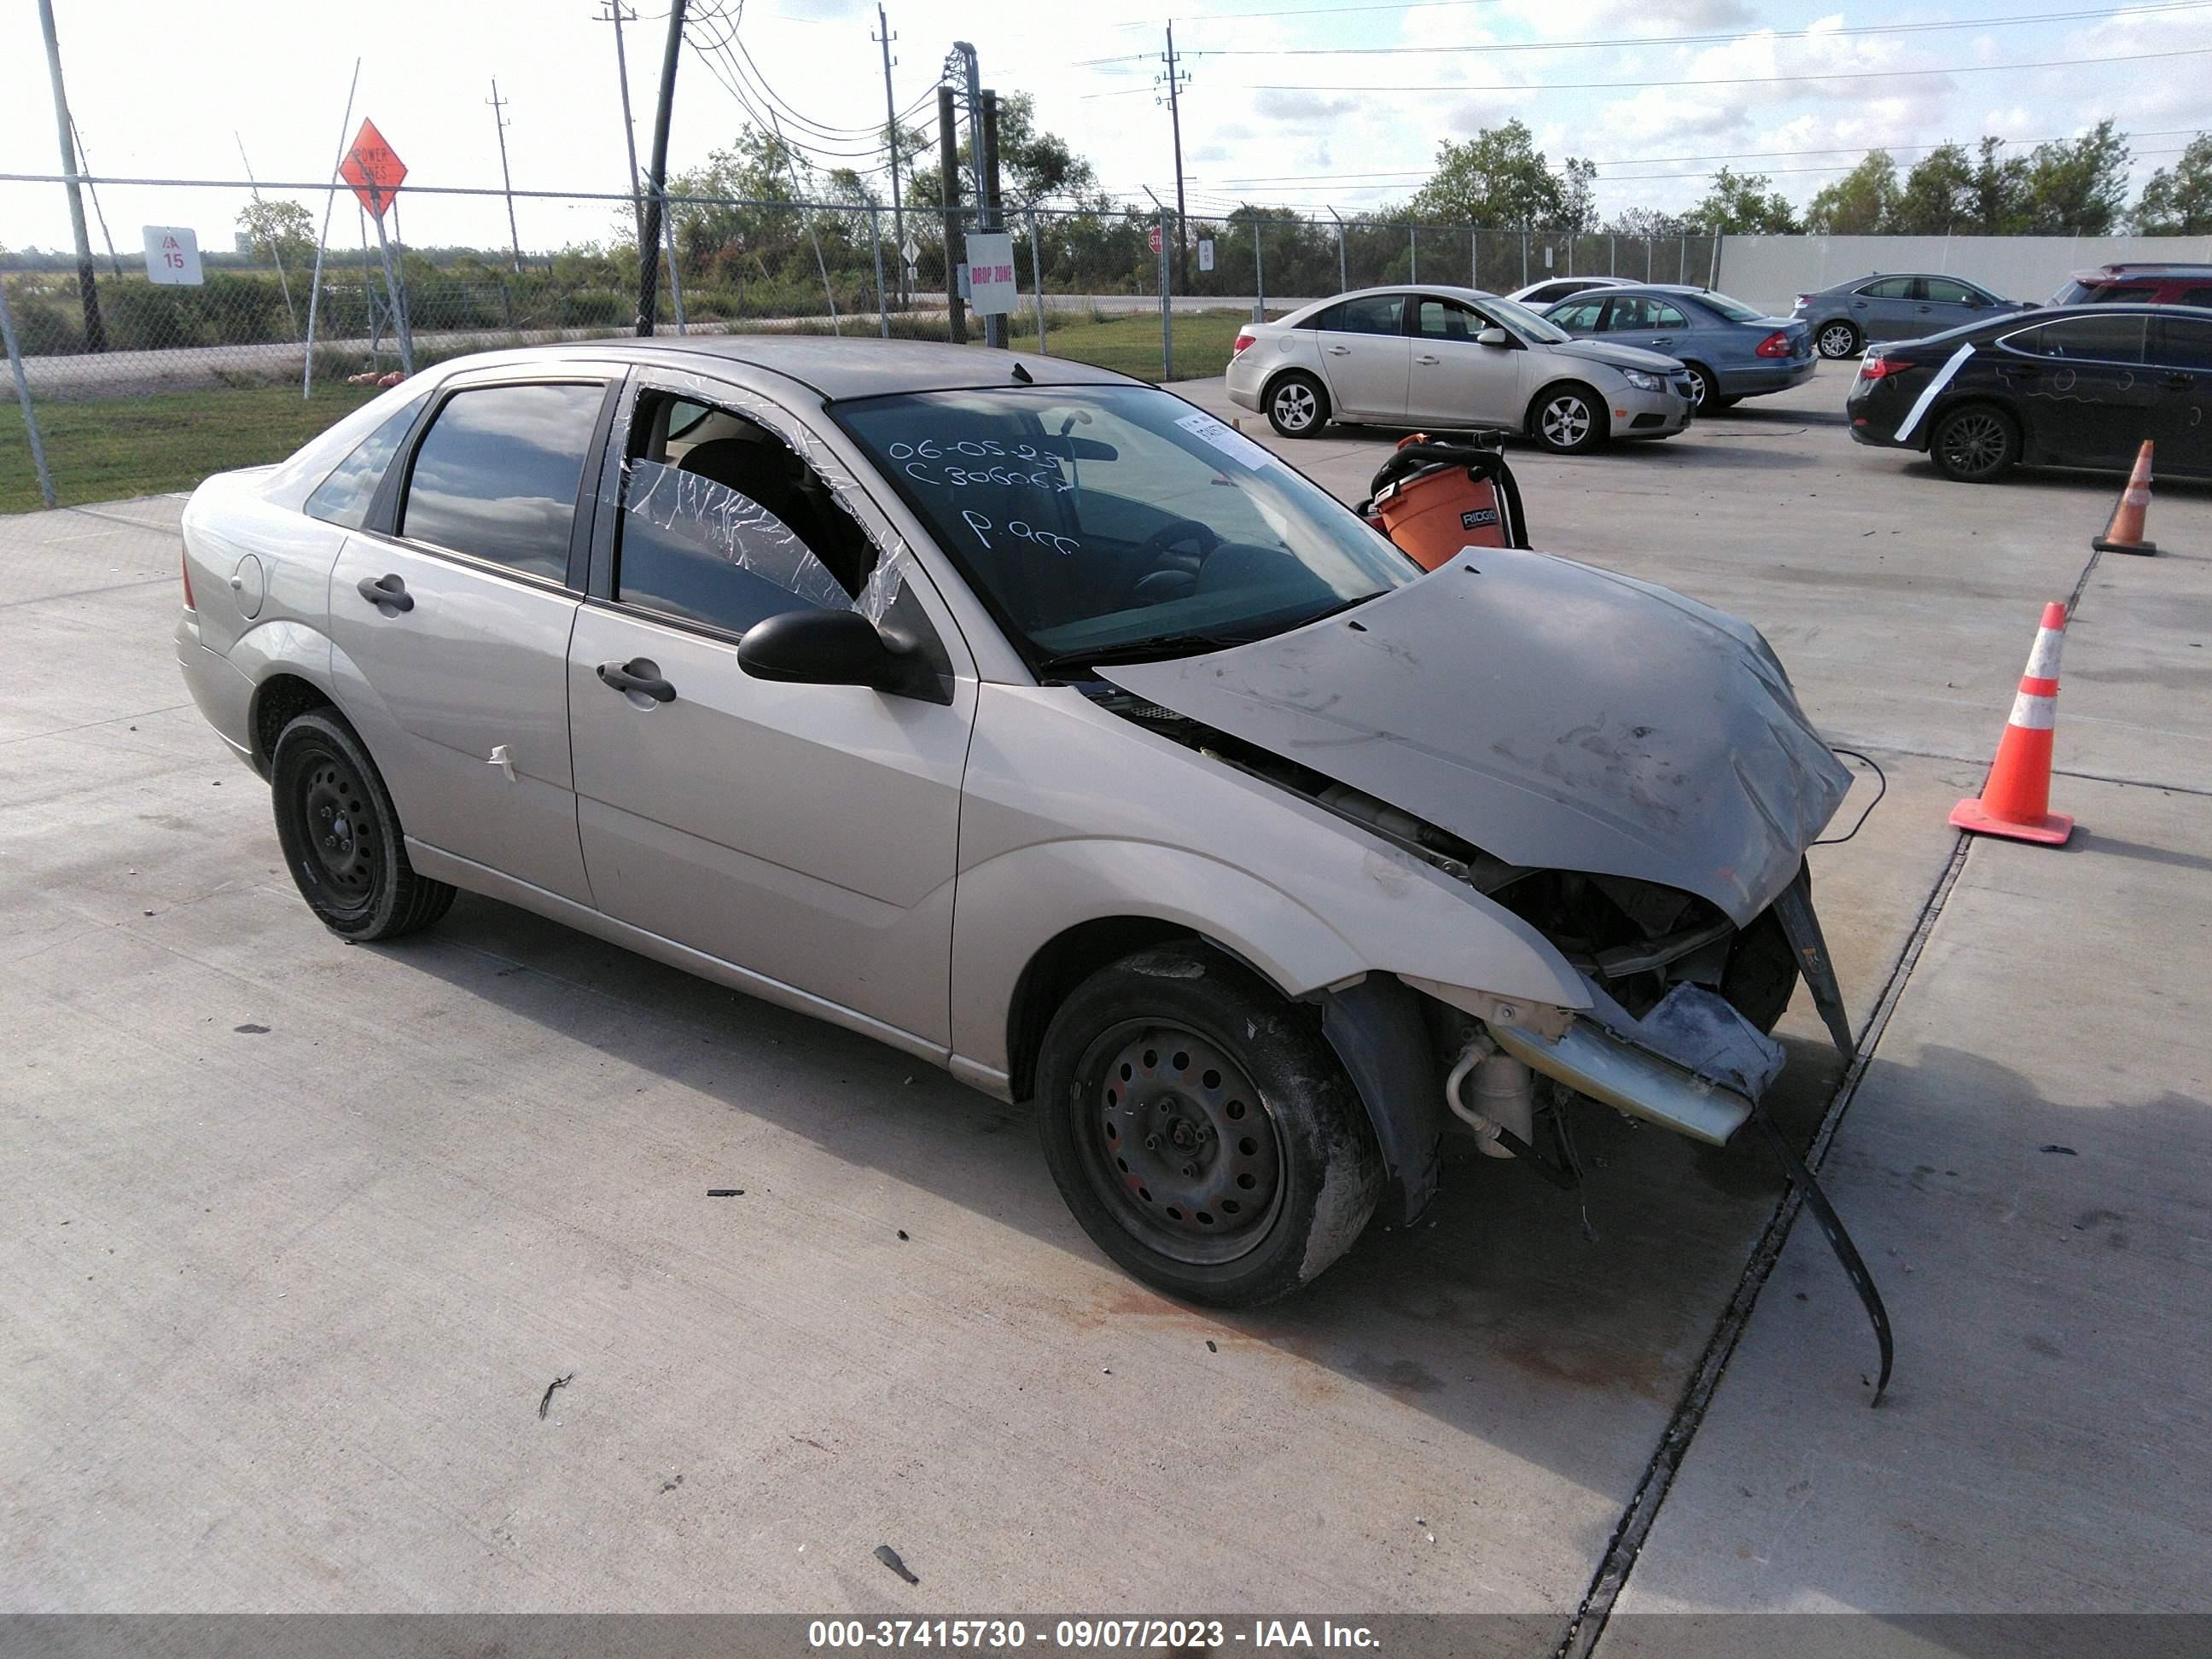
[597,658,677,703]
[1324,344,1352,355]
[1414,352,1440,365]
[356,573,413,612]
[1650,335,1674,346]
[2165,372,2194,389]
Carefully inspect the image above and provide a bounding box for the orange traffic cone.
[1951,602,2074,846]
[2093,440,2157,556]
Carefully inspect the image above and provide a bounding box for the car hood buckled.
[1547,338,1685,375]
[1096,550,1851,926]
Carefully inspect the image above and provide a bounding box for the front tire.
[1929,402,2019,483]
[1816,320,1862,359]
[1265,371,1329,439]
[1529,381,1606,453]
[1681,361,1720,411]
[271,709,456,940]
[1034,943,1382,1307]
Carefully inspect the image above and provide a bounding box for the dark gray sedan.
[1791,273,2029,359]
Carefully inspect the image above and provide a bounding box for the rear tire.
[1815,320,1861,359]
[1265,371,1330,439]
[1528,381,1606,453]
[1929,402,2019,483]
[1034,943,1382,1307]
[271,709,456,940]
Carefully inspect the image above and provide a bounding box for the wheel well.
[1005,917,1195,1102]
[1926,394,2020,456]
[250,674,334,775]
[1263,365,1328,411]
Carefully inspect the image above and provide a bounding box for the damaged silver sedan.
[176,337,1871,1328]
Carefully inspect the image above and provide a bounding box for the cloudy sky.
[3,0,2209,256]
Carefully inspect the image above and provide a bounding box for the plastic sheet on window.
[622,458,850,613]
[611,371,917,625]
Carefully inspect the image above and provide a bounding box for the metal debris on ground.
[875,1544,920,1585]
[538,1372,574,1420]
[2041,1144,2078,1155]
[707,1188,745,1196]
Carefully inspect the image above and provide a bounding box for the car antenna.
[1011,361,1033,383]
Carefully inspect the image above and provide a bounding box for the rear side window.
[399,382,605,582]
[306,397,425,528]
[2155,317,2212,370]
[1858,277,1913,300]
[2007,316,2147,363]
[2087,285,2157,303]
[1922,278,1978,305]
[1325,294,1406,336]
[2180,287,2212,308]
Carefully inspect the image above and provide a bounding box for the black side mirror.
[738,607,946,702]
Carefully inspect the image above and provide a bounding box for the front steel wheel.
[1035,943,1382,1307]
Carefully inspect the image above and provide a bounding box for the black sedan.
[1846,303,2212,482]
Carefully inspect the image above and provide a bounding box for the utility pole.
[1158,23,1190,294]
[596,1,647,248]
[635,0,688,335]
[936,84,966,345]
[947,42,983,207]
[487,79,523,274]
[979,89,1005,348]
[873,4,904,306]
[235,132,299,334]
[69,118,122,276]
[35,0,103,352]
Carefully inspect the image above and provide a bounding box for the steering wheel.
[1123,518,1222,606]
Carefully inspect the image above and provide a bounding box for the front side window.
[1329,294,1406,336]
[399,382,605,582]
[306,393,428,529]
[835,384,1417,671]
[613,389,864,636]
[1604,296,1685,331]
[1414,298,1477,340]
[2006,316,2148,363]
[1549,297,1604,331]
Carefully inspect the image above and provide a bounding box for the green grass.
[2,381,380,514]
[0,308,1254,515]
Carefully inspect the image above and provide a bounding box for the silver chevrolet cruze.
[177,337,1854,1311]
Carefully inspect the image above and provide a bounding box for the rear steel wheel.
[271,709,456,940]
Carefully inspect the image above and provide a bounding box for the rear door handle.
[356,573,413,612]
[1649,336,1674,346]
[1325,344,1352,355]
[2166,373,2194,389]
[1414,352,1440,365]
[597,657,677,703]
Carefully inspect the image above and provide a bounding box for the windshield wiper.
[1033,630,1258,677]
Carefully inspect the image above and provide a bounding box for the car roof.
[451,334,1140,402]
[1881,300,2212,348]
[2072,262,2212,278]
[1276,284,1506,323]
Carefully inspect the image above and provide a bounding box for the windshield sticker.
[1174,410,1275,470]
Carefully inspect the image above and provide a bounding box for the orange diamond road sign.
[341,119,408,218]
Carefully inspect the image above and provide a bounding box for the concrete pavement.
[2,363,2208,1633]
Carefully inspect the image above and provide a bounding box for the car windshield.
[1698,292,1768,323]
[835,384,1419,671]
[1487,296,1572,343]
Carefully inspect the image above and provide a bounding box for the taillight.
[181,549,195,610]
[1858,354,1907,380]
[1232,331,1256,356]
[1755,330,1792,358]
[1794,293,1812,307]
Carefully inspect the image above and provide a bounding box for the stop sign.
[1147,225,1163,254]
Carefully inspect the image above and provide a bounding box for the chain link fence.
[3,174,1719,515]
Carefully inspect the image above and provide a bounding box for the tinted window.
[1414,298,1477,339]
[1858,277,1913,300]
[306,396,426,528]
[1922,278,1978,305]
[400,383,603,580]
[1604,296,1688,331]
[1550,297,1604,331]
[2155,317,2212,370]
[1650,300,1691,329]
[2008,316,2147,363]
[1697,292,1767,323]
[2087,285,2157,303]
[2180,287,2212,308]
[1326,294,1406,336]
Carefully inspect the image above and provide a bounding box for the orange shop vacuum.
[1358,430,1531,568]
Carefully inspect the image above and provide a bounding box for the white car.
[1225,286,1695,453]
[1505,275,1639,309]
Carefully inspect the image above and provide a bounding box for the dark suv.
[2049,263,2212,307]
